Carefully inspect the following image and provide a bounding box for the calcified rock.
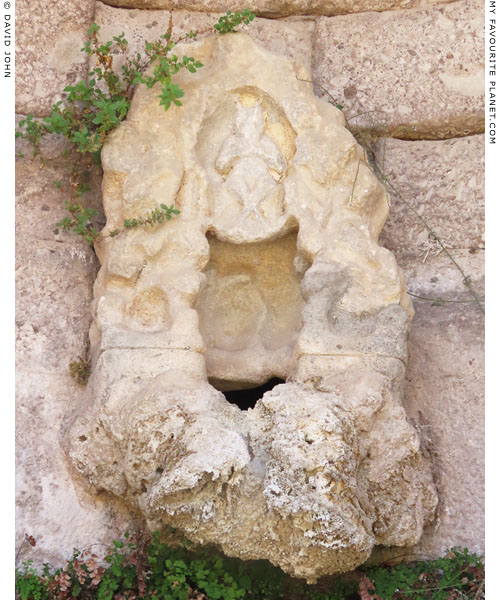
[68,34,437,581]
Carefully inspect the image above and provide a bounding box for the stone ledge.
[97,0,454,18]
[94,2,315,72]
[16,0,96,116]
[313,0,484,139]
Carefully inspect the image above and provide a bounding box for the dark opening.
[222,378,285,411]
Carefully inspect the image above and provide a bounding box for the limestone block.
[404,301,484,557]
[15,143,104,243]
[375,136,485,259]
[370,135,484,556]
[15,0,96,116]
[68,33,436,580]
[97,0,455,18]
[293,352,437,545]
[398,250,484,303]
[15,140,138,565]
[368,137,484,557]
[93,2,314,72]
[15,240,95,374]
[16,371,139,567]
[15,146,103,373]
[15,115,75,162]
[313,0,484,139]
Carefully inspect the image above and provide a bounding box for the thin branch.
[371,551,436,564]
[473,578,485,599]
[350,159,361,206]
[373,163,484,314]
[348,109,389,123]
[295,76,342,107]
[407,292,485,305]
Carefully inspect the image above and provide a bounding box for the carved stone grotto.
[68,33,438,581]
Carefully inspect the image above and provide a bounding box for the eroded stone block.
[375,135,485,258]
[404,301,484,557]
[16,372,140,566]
[93,2,315,72]
[15,240,95,374]
[97,0,455,18]
[15,140,104,243]
[15,0,95,116]
[313,0,484,139]
[68,34,437,580]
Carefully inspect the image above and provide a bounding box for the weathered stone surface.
[68,34,436,580]
[375,136,485,258]
[16,372,141,567]
[94,2,314,72]
[15,144,139,566]
[368,134,484,559]
[371,252,484,561]
[15,240,95,373]
[313,0,484,139]
[15,114,75,162]
[15,0,96,116]
[15,131,104,242]
[15,141,101,373]
[404,301,484,557]
[399,250,484,304]
[196,231,307,388]
[98,0,455,18]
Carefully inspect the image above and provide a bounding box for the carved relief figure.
[68,34,437,581]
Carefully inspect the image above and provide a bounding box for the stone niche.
[68,34,438,581]
[196,231,307,391]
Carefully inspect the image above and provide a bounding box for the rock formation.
[68,33,437,580]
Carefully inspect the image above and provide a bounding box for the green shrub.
[16,11,255,247]
[15,531,484,600]
[359,548,484,600]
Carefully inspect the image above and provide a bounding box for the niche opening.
[221,378,285,411]
[195,230,309,387]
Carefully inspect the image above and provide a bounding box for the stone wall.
[16,0,484,570]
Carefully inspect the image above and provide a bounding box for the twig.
[296,76,344,109]
[348,109,389,123]
[473,578,485,599]
[15,534,36,564]
[350,159,361,206]
[407,292,485,305]
[374,165,484,314]
[374,551,438,563]
[15,538,26,564]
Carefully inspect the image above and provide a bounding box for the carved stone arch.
[68,33,437,581]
